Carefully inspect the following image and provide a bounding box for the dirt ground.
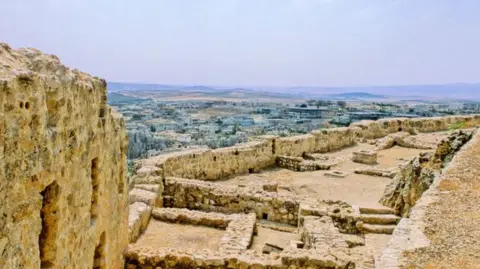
[250,226,300,253]
[134,220,225,250]
[365,234,392,261]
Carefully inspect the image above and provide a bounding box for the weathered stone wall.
[376,128,480,269]
[275,134,316,156]
[143,139,276,180]
[163,177,299,225]
[125,212,369,269]
[312,127,358,153]
[276,155,338,172]
[380,129,474,217]
[352,115,480,139]
[0,43,128,269]
[133,115,480,183]
[151,208,256,254]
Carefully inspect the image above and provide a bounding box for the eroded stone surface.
[0,43,128,269]
[380,130,474,217]
[377,129,480,268]
[352,150,377,164]
[129,202,152,243]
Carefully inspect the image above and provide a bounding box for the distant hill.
[278,83,480,100]
[108,82,175,92]
[107,92,150,104]
[107,82,303,102]
[326,92,386,99]
[107,82,480,101]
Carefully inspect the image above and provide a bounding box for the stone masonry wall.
[0,43,128,269]
[275,134,316,156]
[134,115,480,182]
[143,138,276,180]
[163,177,299,225]
[125,212,369,269]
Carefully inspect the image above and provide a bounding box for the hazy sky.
[1,0,479,87]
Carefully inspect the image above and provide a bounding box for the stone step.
[135,184,160,193]
[129,188,158,206]
[358,214,401,225]
[361,224,396,234]
[359,206,395,215]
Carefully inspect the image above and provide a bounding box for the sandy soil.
[250,226,300,253]
[134,220,225,250]
[365,234,392,262]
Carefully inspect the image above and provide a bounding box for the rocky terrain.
[380,130,474,217]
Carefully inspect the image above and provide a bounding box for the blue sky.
[1,0,479,87]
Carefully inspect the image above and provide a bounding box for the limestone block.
[354,167,398,178]
[342,234,365,248]
[352,150,377,164]
[129,188,157,206]
[324,170,349,178]
[134,184,160,193]
[128,202,152,243]
[262,242,283,254]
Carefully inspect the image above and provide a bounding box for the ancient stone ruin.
[126,113,480,268]
[2,43,480,269]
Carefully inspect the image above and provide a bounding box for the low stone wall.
[151,208,256,254]
[163,177,359,230]
[299,199,359,234]
[163,177,299,225]
[152,207,232,228]
[125,213,369,269]
[275,134,316,156]
[276,155,335,171]
[124,246,360,269]
[301,216,360,250]
[128,202,152,243]
[311,127,358,153]
[354,166,399,179]
[151,139,276,180]
[353,115,480,139]
[276,155,304,171]
[125,209,261,269]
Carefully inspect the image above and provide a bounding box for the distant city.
[107,82,480,161]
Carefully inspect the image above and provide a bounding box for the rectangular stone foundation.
[126,208,259,267]
[352,150,378,164]
[125,213,370,269]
